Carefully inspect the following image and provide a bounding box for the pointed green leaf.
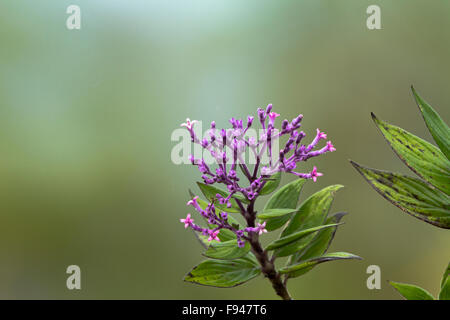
[441,262,449,288]
[275,185,344,257]
[262,178,307,231]
[257,208,297,220]
[351,161,450,229]
[279,252,362,275]
[215,230,236,242]
[440,276,450,300]
[287,212,347,277]
[259,172,282,195]
[184,254,261,288]
[204,239,250,260]
[440,262,450,300]
[412,86,450,161]
[389,281,434,300]
[266,223,341,256]
[197,182,246,213]
[371,113,450,195]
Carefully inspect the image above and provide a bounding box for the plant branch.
[239,164,253,182]
[245,201,292,300]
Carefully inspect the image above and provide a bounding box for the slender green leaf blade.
[279,252,362,276]
[287,212,347,277]
[184,254,261,288]
[262,178,307,231]
[440,262,450,300]
[351,161,450,229]
[441,262,449,288]
[371,113,450,194]
[412,86,450,160]
[204,239,250,260]
[257,208,297,220]
[275,185,344,257]
[266,223,341,255]
[389,281,434,300]
[216,230,235,242]
[259,172,282,195]
[440,277,450,300]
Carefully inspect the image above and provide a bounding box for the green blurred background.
[0,0,449,299]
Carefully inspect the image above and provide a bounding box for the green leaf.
[275,185,344,257]
[412,86,450,161]
[350,161,450,229]
[440,277,450,300]
[439,262,450,300]
[259,172,282,195]
[279,252,362,275]
[389,281,434,300]
[215,230,236,242]
[204,239,250,260]
[287,212,347,277]
[262,178,307,231]
[197,182,246,213]
[184,254,261,288]
[257,208,297,220]
[441,262,449,288]
[266,223,341,256]
[371,113,450,195]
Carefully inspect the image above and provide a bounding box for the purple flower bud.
[216,167,224,178]
[296,131,305,144]
[257,108,265,123]
[292,114,303,126]
[229,117,237,128]
[286,161,296,171]
[221,129,227,145]
[202,175,215,184]
[247,116,254,128]
[228,169,237,180]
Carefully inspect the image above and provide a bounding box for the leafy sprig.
[351,86,450,300]
[179,105,361,299]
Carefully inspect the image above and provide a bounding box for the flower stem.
[245,202,292,300]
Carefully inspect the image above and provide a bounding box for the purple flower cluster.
[181,196,267,247]
[180,104,335,247]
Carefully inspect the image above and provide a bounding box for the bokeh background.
[0,0,449,299]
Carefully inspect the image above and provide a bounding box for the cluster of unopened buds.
[180,104,336,247]
[181,196,267,247]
